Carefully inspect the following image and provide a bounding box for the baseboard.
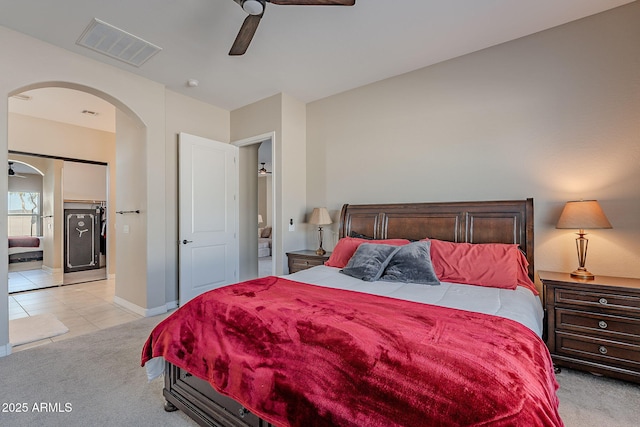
[9,260,43,273]
[113,296,168,317]
[166,300,178,310]
[0,342,12,358]
[41,265,62,274]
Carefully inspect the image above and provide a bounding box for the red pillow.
[325,237,411,268]
[515,251,538,295]
[428,239,537,294]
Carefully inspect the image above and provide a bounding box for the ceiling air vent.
[77,18,162,67]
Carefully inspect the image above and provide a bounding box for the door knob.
[182,239,193,244]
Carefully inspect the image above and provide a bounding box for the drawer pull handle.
[598,321,608,329]
[598,298,608,305]
[239,407,250,418]
[599,346,608,355]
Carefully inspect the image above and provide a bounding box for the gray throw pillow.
[380,241,440,286]
[341,243,401,281]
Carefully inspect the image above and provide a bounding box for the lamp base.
[315,247,326,256]
[570,268,595,280]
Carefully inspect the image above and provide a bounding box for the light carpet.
[9,314,69,346]
[0,313,195,427]
[0,314,638,426]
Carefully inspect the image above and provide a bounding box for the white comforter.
[288,265,544,337]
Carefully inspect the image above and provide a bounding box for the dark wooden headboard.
[338,199,534,279]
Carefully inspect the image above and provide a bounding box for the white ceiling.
[10,87,116,133]
[1,0,634,131]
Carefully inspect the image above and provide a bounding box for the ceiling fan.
[8,162,26,178]
[229,0,356,56]
[258,162,272,175]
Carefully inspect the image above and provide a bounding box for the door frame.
[233,132,277,277]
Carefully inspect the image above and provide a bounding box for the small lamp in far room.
[258,214,263,225]
[556,200,612,280]
[309,207,332,256]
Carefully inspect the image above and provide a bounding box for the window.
[8,191,41,237]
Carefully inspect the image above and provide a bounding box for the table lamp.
[556,200,612,279]
[309,207,332,256]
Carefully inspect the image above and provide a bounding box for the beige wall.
[231,93,307,275]
[258,176,271,227]
[113,109,148,308]
[9,113,115,160]
[63,161,107,202]
[281,94,308,257]
[239,144,259,280]
[306,2,640,284]
[43,159,63,270]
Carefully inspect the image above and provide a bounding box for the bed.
[8,236,43,264]
[258,227,272,257]
[142,199,563,427]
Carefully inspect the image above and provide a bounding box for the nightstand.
[286,250,331,273]
[539,270,640,384]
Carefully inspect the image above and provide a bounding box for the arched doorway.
[4,82,148,352]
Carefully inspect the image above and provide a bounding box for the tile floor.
[8,277,142,352]
[8,267,108,293]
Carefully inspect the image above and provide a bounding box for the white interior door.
[179,133,238,306]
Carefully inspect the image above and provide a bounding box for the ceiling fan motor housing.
[242,0,265,15]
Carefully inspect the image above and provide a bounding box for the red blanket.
[142,276,562,427]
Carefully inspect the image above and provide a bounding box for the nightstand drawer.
[556,331,640,369]
[286,250,331,274]
[556,308,640,342]
[290,258,324,270]
[555,288,640,315]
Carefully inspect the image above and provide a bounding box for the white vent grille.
[77,18,162,67]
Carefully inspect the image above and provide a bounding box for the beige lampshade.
[309,207,332,225]
[258,214,263,224]
[556,200,612,230]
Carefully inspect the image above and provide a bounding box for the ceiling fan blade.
[229,14,263,56]
[269,0,355,5]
